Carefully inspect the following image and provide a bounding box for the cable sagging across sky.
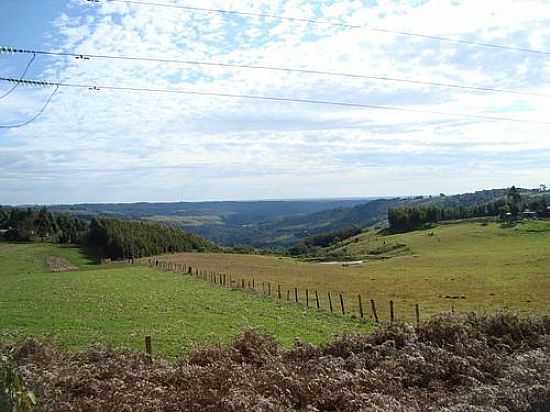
[0,53,37,100]
[0,85,59,129]
[1,77,549,127]
[1,46,548,99]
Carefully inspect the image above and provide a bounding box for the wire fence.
[143,258,455,326]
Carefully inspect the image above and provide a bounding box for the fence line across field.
[143,258,443,324]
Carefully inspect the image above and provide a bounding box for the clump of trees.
[388,187,550,232]
[0,206,214,260]
[86,218,212,260]
[0,206,87,243]
[288,226,362,256]
[387,203,505,232]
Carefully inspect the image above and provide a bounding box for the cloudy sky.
[1,0,549,204]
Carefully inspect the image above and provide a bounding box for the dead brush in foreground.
[1,313,550,411]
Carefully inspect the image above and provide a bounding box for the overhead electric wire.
[0,85,59,129]
[1,46,548,99]
[86,0,550,57]
[1,76,549,127]
[0,53,37,100]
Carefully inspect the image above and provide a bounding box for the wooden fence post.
[252,279,255,289]
[286,289,290,302]
[358,295,364,318]
[306,289,309,307]
[315,290,320,310]
[268,282,271,296]
[278,285,281,299]
[145,336,152,364]
[328,292,333,313]
[340,294,345,315]
[415,304,420,328]
[390,300,395,322]
[371,299,379,323]
[295,288,298,303]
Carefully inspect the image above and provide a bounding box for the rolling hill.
[22,187,548,250]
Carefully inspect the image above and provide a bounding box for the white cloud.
[1,0,549,203]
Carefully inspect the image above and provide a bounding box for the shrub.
[2,313,550,411]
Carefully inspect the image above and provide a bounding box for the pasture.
[0,243,370,357]
[159,221,550,320]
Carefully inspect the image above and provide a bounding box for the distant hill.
[257,187,546,249]
[45,199,373,249]
[37,188,546,250]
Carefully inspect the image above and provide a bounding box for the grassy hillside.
[0,243,370,357]
[160,220,550,320]
[272,188,547,245]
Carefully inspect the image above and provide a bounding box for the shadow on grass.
[56,243,101,265]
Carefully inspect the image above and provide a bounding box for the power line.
[0,85,59,129]
[85,0,550,57]
[0,53,37,100]
[2,46,548,99]
[1,76,548,126]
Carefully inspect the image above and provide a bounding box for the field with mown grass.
[159,220,550,321]
[0,243,370,357]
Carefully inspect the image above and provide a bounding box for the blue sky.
[1,0,549,205]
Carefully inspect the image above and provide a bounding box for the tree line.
[388,187,550,232]
[0,206,87,243]
[0,206,214,260]
[87,217,213,260]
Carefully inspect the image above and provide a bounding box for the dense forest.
[0,206,213,260]
[388,188,550,232]
[0,206,87,243]
[87,218,213,260]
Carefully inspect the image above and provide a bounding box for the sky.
[0,0,549,205]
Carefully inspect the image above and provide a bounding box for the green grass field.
[0,243,370,357]
[161,220,550,321]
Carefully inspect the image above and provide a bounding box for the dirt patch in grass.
[0,243,18,252]
[46,256,78,272]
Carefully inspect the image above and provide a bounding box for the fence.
[145,258,431,325]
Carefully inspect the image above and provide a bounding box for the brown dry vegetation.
[2,313,550,411]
